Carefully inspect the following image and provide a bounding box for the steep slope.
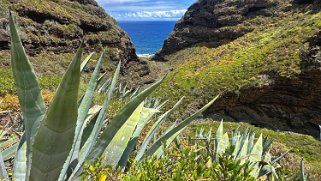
[0,0,137,66]
[153,0,321,138]
[154,0,292,61]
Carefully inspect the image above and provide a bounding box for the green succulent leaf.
[2,142,18,161]
[145,95,219,157]
[249,134,263,162]
[59,52,105,180]
[87,75,166,162]
[247,131,255,154]
[0,150,8,180]
[9,12,46,180]
[237,133,249,162]
[101,103,144,168]
[300,159,307,181]
[13,135,27,180]
[216,132,229,157]
[67,62,121,180]
[30,46,83,180]
[153,123,179,158]
[215,120,224,148]
[118,106,159,169]
[80,52,95,72]
[135,97,184,161]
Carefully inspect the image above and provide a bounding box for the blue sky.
[96,0,196,21]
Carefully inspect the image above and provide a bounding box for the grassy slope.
[154,10,321,107]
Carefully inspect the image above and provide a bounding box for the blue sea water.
[118,21,176,56]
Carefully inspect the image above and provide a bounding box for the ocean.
[118,21,176,57]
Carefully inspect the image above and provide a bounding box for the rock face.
[154,0,299,61]
[0,0,138,66]
[207,57,321,137]
[203,0,321,138]
[155,0,321,137]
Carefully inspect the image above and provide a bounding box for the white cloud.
[96,0,193,20]
[114,9,186,19]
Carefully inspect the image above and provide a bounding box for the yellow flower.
[89,165,95,172]
[98,174,107,181]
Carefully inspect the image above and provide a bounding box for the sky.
[96,0,196,21]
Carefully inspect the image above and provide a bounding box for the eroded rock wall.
[0,0,138,66]
[206,31,321,137]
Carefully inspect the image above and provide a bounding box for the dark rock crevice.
[16,7,70,25]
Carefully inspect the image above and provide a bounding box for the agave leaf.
[153,123,179,158]
[216,132,229,157]
[98,79,111,94]
[259,164,272,177]
[13,135,27,180]
[145,95,219,157]
[215,121,224,145]
[87,75,166,162]
[215,120,224,155]
[263,136,272,154]
[0,150,8,180]
[78,53,105,126]
[66,62,121,180]
[118,106,159,169]
[206,128,212,143]
[135,97,184,161]
[231,130,239,146]
[130,87,140,99]
[237,133,249,162]
[0,137,19,150]
[9,12,46,179]
[79,106,102,148]
[232,133,240,157]
[2,143,18,161]
[300,159,307,181]
[59,53,105,180]
[249,134,263,162]
[247,131,255,154]
[101,103,144,168]
[30,46,83,180]
[249,162,260,178]
[80,52,95,72]
[271,150,289,165]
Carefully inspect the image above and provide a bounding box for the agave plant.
[0,13,219,180]
[193,121,288,180]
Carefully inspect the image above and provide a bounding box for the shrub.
[84,147,256,181]
[83,122,296,181]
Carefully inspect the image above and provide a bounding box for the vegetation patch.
[188,121,321,178]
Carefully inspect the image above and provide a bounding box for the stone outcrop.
[0,0,138,66]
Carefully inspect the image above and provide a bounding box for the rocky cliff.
[154,0,321,138]
[0,0,138,66]
[154,0,317,61]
